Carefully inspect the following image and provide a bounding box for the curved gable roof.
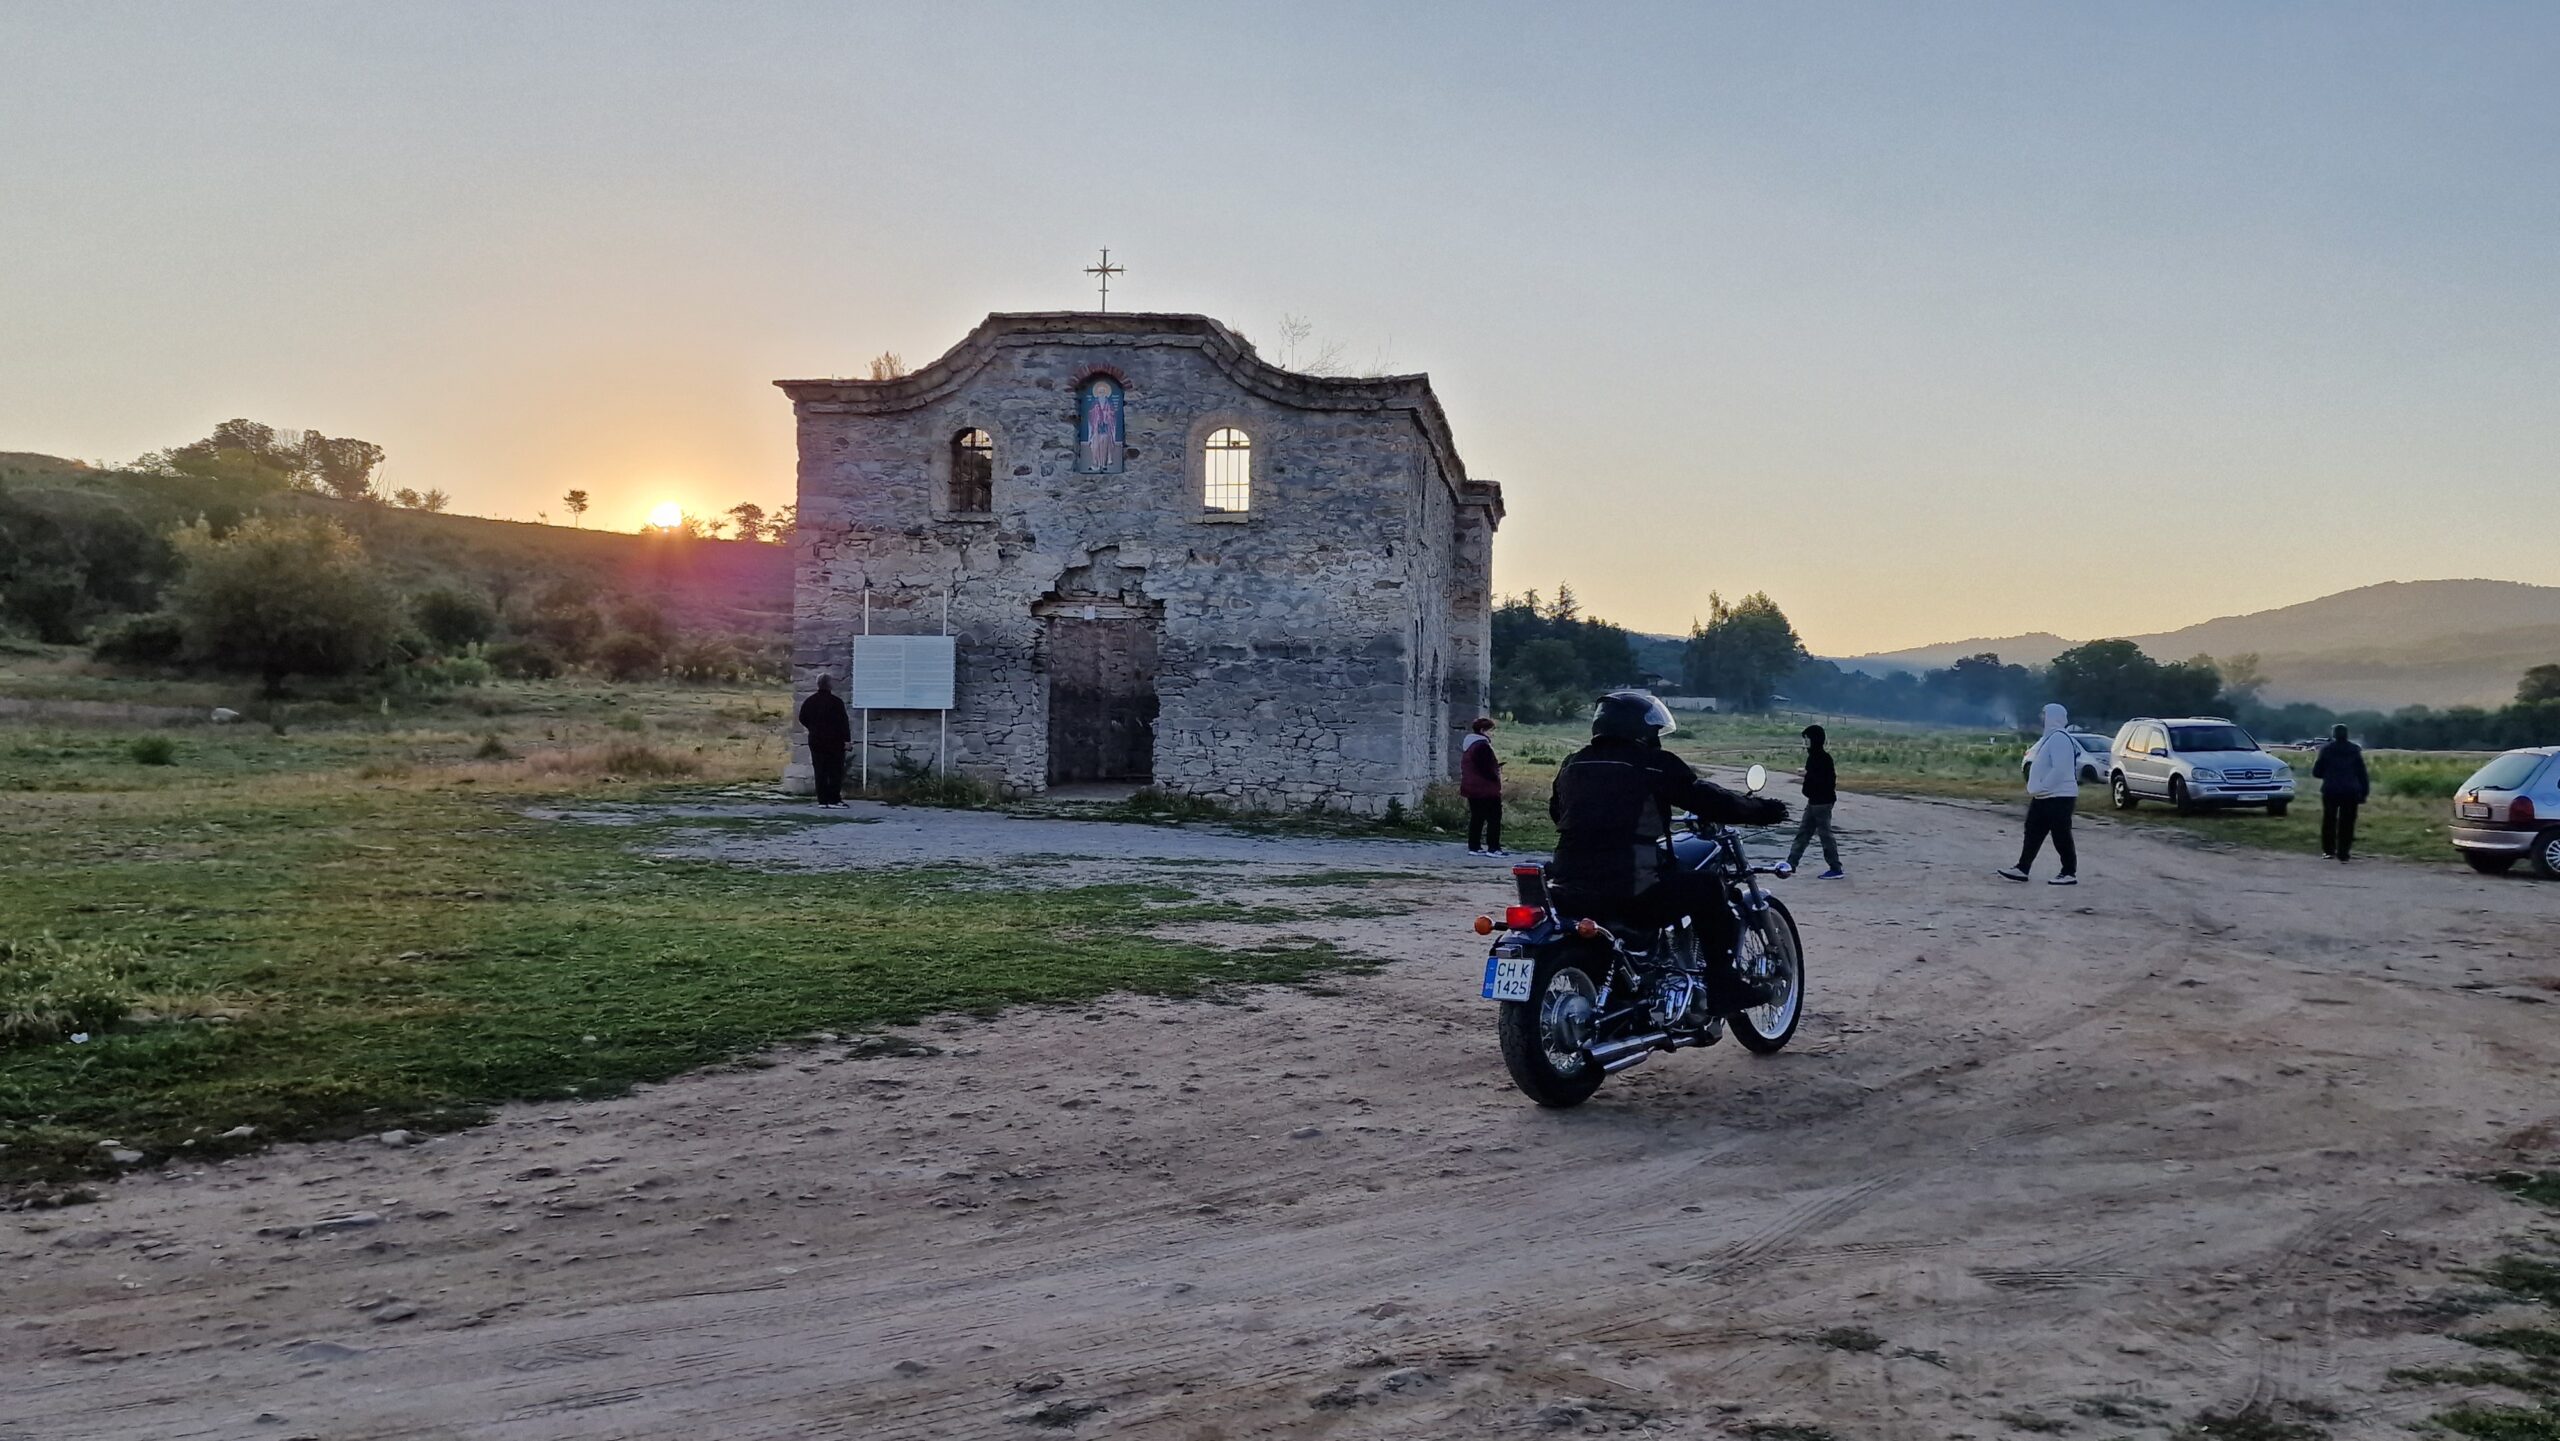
[776,312,1500,519]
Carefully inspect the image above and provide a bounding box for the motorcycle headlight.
[2192,768,2222,782]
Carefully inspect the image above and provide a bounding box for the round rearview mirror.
[1745,763,1769,795]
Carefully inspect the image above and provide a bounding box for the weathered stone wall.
[779,313,1502,815]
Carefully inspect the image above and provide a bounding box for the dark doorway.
[1046,618,1158,784]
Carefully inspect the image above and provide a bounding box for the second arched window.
[951,428,994,512]
[1204,428,1251,514]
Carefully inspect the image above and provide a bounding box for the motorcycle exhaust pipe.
[1586,1032,1671,1069]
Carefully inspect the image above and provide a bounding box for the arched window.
[951,428,993,512]
[1203,428,1251,513]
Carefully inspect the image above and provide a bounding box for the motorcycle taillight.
[1503,905,1542,930]
[1511,864,1549,909]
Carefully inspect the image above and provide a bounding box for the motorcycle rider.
[1548,691,1791,1011]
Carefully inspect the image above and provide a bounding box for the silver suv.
[2108,717,2296,816]
[2450,747,2560,878]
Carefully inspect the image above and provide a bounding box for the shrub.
[1,935,143,1047]
[166,514,401,694]
[127,735,177,766]
[89,611,188,666]
[875,756,994,808]
[441,655,491,688]
[597,742,698,778]
[485,638,562,680]
[668,633,747,684]
[410,585,498,654]
[473,733,513,760]
[594,631,664,682]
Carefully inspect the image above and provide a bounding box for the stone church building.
[778,312,1502,814]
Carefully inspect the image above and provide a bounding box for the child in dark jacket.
[1787,724,1844,877]
[1460,717,1505,855]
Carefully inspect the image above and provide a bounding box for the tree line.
[1491,584,2559,751]
[0,421,787,694]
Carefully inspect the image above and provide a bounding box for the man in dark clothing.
[1548,691,1789,1009]
[2312,723,2370,863]
[798,675,853,807]
[1786,724,1844,878]
[1460,716,1506,855]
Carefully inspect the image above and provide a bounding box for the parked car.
[2019,731,2112,786]
[2449,747,2560,878]
[2107,717,2296,815]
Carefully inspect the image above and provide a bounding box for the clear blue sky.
[3,2,2554,653]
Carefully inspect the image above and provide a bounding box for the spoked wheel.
[1497,954,1606,1107]
[2112,775,2139,811]
[2170,777,2195,815]
[1729,898,1805,1055]
[2535,830,2560,881]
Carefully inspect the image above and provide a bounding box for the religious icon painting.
[1075,375,1126,473]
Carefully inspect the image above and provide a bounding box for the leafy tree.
[410,585,497,654]
[516,576,605,662]
[0,484,177,642]
[300,432,386,502]
[726,502,768,543]
[594,631,664,681]
[2519,664,2560,706]
[767,503,796,542]
[1682,591,1804,711]
[391,487,450,513]
[563,490,591,527]
[1488,586,1641,721]
[167,515,400,693]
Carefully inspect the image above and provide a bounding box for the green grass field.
[0,668,1354,1193]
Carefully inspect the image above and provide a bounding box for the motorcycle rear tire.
[1729,897,1805,1055]
[1497,953,1607,1108]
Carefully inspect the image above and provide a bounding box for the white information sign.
[848,635,956,711]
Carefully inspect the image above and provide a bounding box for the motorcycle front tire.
[1497,952,1608,1108]
[1729,897,1806,1055]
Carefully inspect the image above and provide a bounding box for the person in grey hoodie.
[2000,702,2082,885]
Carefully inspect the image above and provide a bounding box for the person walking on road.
[798,674,853,808]
[1786,724,1844,878]
[2313,722,2370,863]
[2000,702,2082,885]
[1461,716,1507,856]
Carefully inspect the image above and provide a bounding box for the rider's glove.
[1752,798,1791,827]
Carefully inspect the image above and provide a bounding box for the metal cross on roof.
[1084,248,1125,312]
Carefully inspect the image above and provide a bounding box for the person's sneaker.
[2049,874,2078,886]
[1467,846,1483,855]
[1997,867,2030,882]
[1486,848,1510,858]
[1818,868,1846,880]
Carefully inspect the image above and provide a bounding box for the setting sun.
[647,501,683,529]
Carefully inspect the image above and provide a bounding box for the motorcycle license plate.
[1482,955,1535,1002]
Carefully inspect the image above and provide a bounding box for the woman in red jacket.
[1460,716,1506,856]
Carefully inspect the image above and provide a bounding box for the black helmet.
[1592,690,1676,741]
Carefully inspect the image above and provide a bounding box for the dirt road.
[8,788,2557,1439]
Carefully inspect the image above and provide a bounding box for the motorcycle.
[1474,763,1806,1107]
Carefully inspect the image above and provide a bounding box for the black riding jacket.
[1548,736,1765,898]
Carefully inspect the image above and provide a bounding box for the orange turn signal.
[1472,915,1496,936]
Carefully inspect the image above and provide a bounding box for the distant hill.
[1838,632,2077,675]
[1841,580,2560,711]
[1,451,793,638]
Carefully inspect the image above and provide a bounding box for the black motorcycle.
[1475,763,1806,1107]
